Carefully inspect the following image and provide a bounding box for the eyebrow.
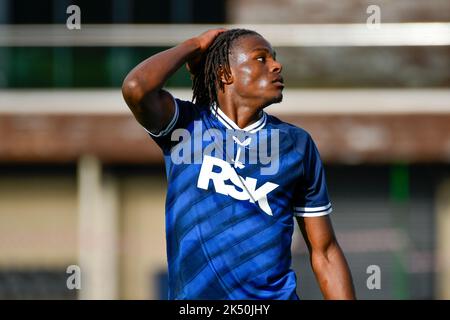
[251,47,277,58]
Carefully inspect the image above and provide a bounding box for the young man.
[122,28,356,300]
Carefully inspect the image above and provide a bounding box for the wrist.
[182,38,202,59]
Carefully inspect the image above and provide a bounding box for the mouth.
[272,76,284,88]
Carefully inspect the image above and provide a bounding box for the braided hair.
[191,29,259,108]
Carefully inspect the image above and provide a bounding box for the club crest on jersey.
[197,155,279,216]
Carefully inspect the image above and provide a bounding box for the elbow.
[311,239,339,267]
[311,251,329,272]
[122,77,142,105]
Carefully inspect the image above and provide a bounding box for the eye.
[256,56,266,63]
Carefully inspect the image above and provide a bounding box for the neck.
[216,95,263,129]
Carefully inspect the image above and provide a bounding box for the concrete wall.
[0,174,78,268]
[120,174,167,299]
[0,168,168,299]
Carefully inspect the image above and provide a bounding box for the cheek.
[236,66,253,86]
[256,78,270,89]
[233,54,254,86]
[236,65,267,89]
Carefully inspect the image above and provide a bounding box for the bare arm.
[121,28,226,133]
[296,215,356,299]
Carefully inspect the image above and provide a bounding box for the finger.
[215,28,227,35]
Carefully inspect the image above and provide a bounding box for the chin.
[261,95,282,109]
[259,90,283,108]
[267,93,283,105]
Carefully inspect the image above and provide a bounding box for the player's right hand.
[194,28,227,52]
[186,28,227,75]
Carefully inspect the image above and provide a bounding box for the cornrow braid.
[191,29,259,108]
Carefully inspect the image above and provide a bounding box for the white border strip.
[294,203,332,212]
[1,23,449,47]
[211,103,267,132]
[293,207,333,217]
[0,89,449,115]
[145,97,179,137]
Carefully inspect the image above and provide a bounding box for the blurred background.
[0,0,449,300]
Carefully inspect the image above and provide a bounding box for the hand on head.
[186,28,227,76]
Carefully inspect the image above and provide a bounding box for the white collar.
[210,103,267,133]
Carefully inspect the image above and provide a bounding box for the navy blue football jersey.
[145,95,332,300]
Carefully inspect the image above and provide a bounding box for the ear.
[217,65,233,85]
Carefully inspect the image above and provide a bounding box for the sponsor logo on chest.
[197,155,279,216]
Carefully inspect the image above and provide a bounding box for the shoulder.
[173,97,210,120]
[266,113,314,151]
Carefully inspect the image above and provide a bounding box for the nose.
[271,59,282,74]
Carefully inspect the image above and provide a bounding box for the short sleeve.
[142,95,197,152]
[292,134,332,217]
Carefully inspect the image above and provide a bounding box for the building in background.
[0,0,449,299]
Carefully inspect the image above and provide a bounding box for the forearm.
[311,241,356,299]
[121,29,224,131]
[123,38,201,97]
